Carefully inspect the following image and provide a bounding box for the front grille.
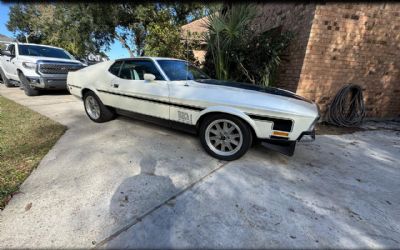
[38,63,84,75]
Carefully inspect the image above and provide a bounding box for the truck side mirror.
[0,50,13,57]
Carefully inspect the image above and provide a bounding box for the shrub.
[203,4,293,87]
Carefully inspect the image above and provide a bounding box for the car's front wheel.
[0,68,14,88]
[200,114,252,161]
[19,72,39,96]
[83,91,115,123]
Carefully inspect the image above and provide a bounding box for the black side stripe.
[248,114,293,132]
[68,84,82,89]
[97,89,204,111]
[98,89,293,132]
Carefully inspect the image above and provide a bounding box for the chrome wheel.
[85,95,100,119]
[205,119,243,156]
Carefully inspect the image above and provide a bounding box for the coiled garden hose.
[326,84,366,127]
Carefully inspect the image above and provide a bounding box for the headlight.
[22,62,37,70]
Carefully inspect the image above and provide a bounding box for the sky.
[0,2,129,59]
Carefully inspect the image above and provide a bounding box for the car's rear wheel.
[19,72,39,96]
[200,114,252,161]
[0,68,14,87]
[83,91,115,123]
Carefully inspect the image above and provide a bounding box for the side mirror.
[0,50,12,57]
[143,73,156,81]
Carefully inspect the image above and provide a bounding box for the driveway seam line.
[94,161,230,248]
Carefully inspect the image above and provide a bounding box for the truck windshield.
[18,45,72,59]
[157,60,210,81]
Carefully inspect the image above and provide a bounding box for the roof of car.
[115,56,186,62]
[11,42,66,50]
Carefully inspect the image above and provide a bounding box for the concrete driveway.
[0,85,399,248]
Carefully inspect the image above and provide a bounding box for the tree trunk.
[115,34,134,58]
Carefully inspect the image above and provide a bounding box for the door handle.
[113,84,119,88]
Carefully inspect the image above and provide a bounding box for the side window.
[118,60,164,80]
[108,61,123,76]
[8,44,15,55]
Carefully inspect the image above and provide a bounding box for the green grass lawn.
[0,96,66,209]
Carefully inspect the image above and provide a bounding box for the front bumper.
[297,129,316,142]
[261,139,297,156]
[26,75,68,90]
[260,129,316,156]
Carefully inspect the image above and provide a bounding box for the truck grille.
[38,63,84,75]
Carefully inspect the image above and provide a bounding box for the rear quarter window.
[108,61,123,76]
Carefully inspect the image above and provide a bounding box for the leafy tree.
[7,3,102,57]
[43,4,98,57]
[83,3,208,58]
[144,18,197,62]
[6,3,208,59]
[143,7,200,61]
[7,4,44,43]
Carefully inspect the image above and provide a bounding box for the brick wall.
[296,3,400,118]
[256,3,400,118]
[183,3,400,118]
[252,3,316,92]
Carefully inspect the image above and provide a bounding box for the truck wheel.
[0,68,14,87]
[199,114,252,161]
[83,91,115,123]
[19,72,39,96]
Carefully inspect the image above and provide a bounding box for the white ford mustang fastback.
[67,57,320,160]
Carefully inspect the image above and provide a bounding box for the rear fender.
[80,87,99,99]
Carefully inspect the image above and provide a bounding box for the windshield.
[157,60,210,81]
[18,45,72,59]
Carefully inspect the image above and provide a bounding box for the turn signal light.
[272,131,289,137]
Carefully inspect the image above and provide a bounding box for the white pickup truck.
[0,42,85,96]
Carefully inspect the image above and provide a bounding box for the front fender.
[18,67,38,78]
[196,105,254,125]
[195,106,263,136]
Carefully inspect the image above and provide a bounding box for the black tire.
[0,68,14,87]
[199,114,253,161]
[19,72,39,96]
[83,91,115,123]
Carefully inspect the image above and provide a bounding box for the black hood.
[195,79,313,103]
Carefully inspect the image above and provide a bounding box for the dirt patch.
[316,119,400,135]
[316,122,365,135]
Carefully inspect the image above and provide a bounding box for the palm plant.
[238,28,293,86]
[204,4,256,80]
[203,4,293,87]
